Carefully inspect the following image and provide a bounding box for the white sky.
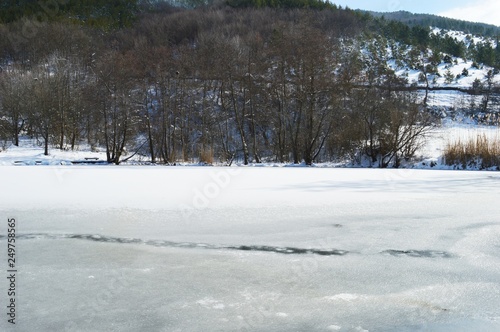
[331,0,500,26]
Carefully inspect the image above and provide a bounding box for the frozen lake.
[1,167,500,331]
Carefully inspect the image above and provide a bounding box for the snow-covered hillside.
[430,27,495,49]
[394,27,500,89]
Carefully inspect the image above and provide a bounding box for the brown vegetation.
[444,134,500,169]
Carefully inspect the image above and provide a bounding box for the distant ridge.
[366,10,500,37]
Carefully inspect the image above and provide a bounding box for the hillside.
[0,1,499,168]
[0,0,139,28]
[368,10,500,37]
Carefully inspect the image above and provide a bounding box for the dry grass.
[444,134,500,169]
[199,147,214,164]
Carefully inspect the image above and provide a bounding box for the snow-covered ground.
[3,120,499,169]
[0,139,111,166]
[415,121,500,169]
[1,166,500,331]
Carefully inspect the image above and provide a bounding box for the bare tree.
[0,69,27,146]
[94,51,140,164]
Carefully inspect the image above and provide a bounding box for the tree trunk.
[147,116,155,163]
[43,127,49,156]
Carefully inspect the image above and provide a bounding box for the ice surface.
[1,167,500,331]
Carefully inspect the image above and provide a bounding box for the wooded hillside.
[0,1,498,166]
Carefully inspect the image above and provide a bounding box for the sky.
[331,0,500,26]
